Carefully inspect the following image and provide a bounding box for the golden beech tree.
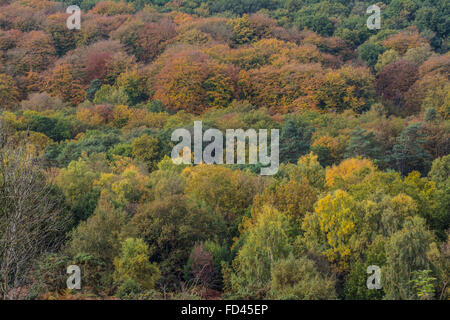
[325,158,376,189]
[46,64,86,107]
[238,63,323,114]
[312,66,375,113]
[153,48,236,114]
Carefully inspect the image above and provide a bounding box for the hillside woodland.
[0,0,449,300]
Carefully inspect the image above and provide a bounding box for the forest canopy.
[0,0,448,300]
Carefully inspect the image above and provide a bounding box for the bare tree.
[189,244,218,290]
[0,119,69,299]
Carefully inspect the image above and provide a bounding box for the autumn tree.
[381,29,428,55]
[45,13,77,56]
[153,48,236,114]
[9,31,56,75]
[376,59,418,114]
[90,1,136,16]
[325,158,376,189]
[20,92,66,112]
[0,73,20,110]
[251,178,317,230]
[182,165,266,227]
[275,153,325,192]
[184,243,218,289]
[303,190,359,271]
[95,163,151,207]
[313,66,375,113]
[238,62,323,113]
[137,18,177,63]
[56,155,104,222]
[47,64,86,107]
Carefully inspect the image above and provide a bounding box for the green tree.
[68,197,128,267]
[56,156,103,222]
[294,152,326,190]
[125,195,223,287]
[280,119,314,164]
[131,134,160,171]
[86,79,102,102]
[345,126,381,160]
[383,216,434,300]
[114,238,160,290]
[93,85,130,105]
[224,206,292,299]
[428,155,450,188]
[271,255,337,300]
[391,123,432,175]
[424,108,437,122]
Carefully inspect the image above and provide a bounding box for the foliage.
[271,255,337,300]
[113,238,160,291]
[1,0,448,300]
[409,270,436,300]
[383,216,434,300]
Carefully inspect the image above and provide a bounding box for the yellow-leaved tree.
[303,190,359,271]
[325,158,375,189]
[114,238,160,291]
